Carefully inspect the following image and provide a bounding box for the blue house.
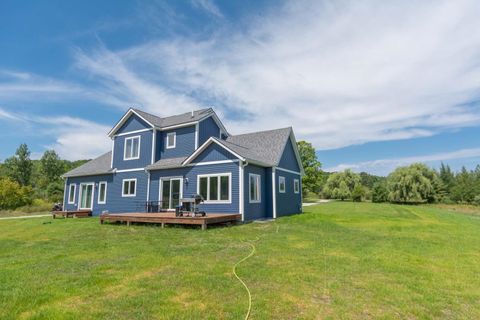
[62,108,304,221]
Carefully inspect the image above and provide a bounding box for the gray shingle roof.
[63,151,113,178]
[133,108,214,128]
[145,157,187,170]
[214,127,292,166]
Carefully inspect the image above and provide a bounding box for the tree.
[0,178,32,209]
[351,183,365,202]
[333,181,350,201]
[3,144,33,186]
[372,181,388,203]
[439,163,455,193]
[297,141,323,195]
[387,163,436,204]
[323,169,361,200]
[40,150,64,183]
[451,167,476,203]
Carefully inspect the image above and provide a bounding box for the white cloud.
[325,147,480,175]
[191,0,223,18]
[73,0,480,150]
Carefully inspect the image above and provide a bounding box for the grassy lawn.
[1,202,479,319]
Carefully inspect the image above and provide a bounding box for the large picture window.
[68,184,76,204]
[198,173,231,203]
[122,179,137,197]
[124,136,140,160]
[249,174,261,203]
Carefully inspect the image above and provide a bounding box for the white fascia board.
[182,137,245,165]
[276,167,302,175]
[108,108,156,137]
[289,130,305,175]
[208,112,230,137]
[159,121,198,131]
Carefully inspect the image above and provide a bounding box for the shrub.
[352,184,365,202]
[0,178,32,210]
[372,182,388,203]
[15,198,52,213]
[474,195,480,206]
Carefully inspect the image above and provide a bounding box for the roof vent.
[191,110,194,118]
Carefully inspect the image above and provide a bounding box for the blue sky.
[1,0,480,176]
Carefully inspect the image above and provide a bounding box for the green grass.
[1,202,479,319]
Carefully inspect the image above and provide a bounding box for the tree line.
[298,141,480,205]
[0,144,87,210]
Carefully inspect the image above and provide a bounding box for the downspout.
[272,167,277,219]
[146,169,151,203]
[62,177,67,210]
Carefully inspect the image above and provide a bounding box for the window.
[249,174,261,203]
[68,184,76,204]
[198,173,231,203]
[98,182,107,204]
[124,136,140,160]
[122,179,137,197]
[279,176,286,193]
[166,132,176,149]
[294,179,300,194]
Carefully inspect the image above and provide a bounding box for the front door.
[79,183,94,210]
[161,178,182,210]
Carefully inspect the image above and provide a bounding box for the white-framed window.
[249,174,261,203]
[166,132,176,149]
[122,179,137,197]
[294,179,300,194]
[98,181,107,204]
[68,184,76,204]
[198,173,231,203]
[279,176,286,193]
[124,135,141,160]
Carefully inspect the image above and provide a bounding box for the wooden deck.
[52,210,92,219]
[100,212,241,230]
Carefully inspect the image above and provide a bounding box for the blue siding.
[192,143,238,163]
[159,125,196,159]
[275,170,302,217]
[113,130,153,170]
[117,114,152,134]
[64,172,149,216]
[199,116,220,145]
[278,138,300,172]
[149,162,240,214]
[243,165,267,220]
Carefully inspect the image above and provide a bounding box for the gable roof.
[108,107,228,137]
[182,127,303,173]
[62,151,113,178]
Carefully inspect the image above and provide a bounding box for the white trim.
[110,139,115,169]
[239,163,245,221]
[197,173,232,204]
[276,167,302,175]
[159,177,183,210]
[248,173,261,203]
[166,132,176,149]
[195,122,199,149]
[123,135,141,160]
[151,129,156,164]
[294,179,300,194]
[272,168,277,219]
[78,183,95,210]
[122,178,137,197]
[115,168,145,173]
[108,108,155,137]
[209,112,230,137]
[115,128,152,137]
[187,159,239,167]
[146,171,151,202]
[97,181,107,204]
[63,178,67,209]
[279,176,286,193]
[68,183,76,204]
[183,137,245,165]
[160,121,198,131]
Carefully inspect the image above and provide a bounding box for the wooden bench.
[52,210,92,219]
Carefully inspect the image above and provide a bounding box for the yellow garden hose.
[233,239,258,320]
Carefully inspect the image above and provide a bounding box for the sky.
[0,0,480,176]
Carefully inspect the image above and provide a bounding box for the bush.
[15,198,52,213]
[372,182,388,203]
[0,178,32,210]
[352,184,365,202]
[474,195,480,206]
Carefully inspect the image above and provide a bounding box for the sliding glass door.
[161,178,182,210]
[79,183,94,210]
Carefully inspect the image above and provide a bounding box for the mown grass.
[1,202,479,319]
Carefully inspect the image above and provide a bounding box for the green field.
[1,202,479,319]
